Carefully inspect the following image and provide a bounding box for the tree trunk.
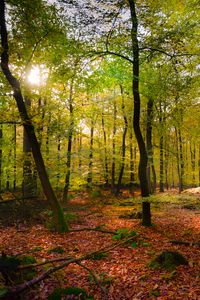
[111,97,117,190]
[115,85,128,195]
[0,126,2,192]
[190,141,196,186]
[175,127,184,193]
[0,0,68,232]
[13,124,17,191]
[178,128,184,191]
[129,126,135,193]
[128,0,151,226]
[87,119,94,187]
[101,112,109,186]
[22,96,35,197]
[45,113,51,163]
[199,143,200,187]
[63,81,74,201]
[159,100,164,193]
[164,139,169,190]
[146,97,156,194]
[56,131,61,190]
[159,135,164,192]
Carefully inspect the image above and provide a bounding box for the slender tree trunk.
[178,128,184,191]
[13,124,17,191]
[115,85,128,195]
[63,81,74,201]
[129,126,135,192]
[56,132,61,190]
[198,143,200,187]
[22,96,34,197]
[164,139,169,190]
[146,98,156,194]
[101,112,109,186]
[0,126,2,192]
[159,101,164,193]
[45,113,51,163]
[175,127,184,192]
[78,130,82,172]
[159,135,164,192]
[87,119,94,187]
[190,141,196,186]
[111,97,117,190]
[0,0,68,232]
[175,127,181,193]
[128,0,151,226]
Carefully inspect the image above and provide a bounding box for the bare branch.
[90,50,133,64]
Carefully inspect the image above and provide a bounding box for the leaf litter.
[0,191,199,299]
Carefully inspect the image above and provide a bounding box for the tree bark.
[146,98,156,193]
[0,126,2,192]
[63,81,74,201]
[159,101,164,192]
[129,124,135,193]
[13,124,17,191]
[115,85,128,195]
[87,118,94,187]
[0,0,68,232]
[111,97,117,190]
[101,111,109,186]
[190,141,196,185]
[128,0,151,226]
[22,96,36,197]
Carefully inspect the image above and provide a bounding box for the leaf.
[0,289,9,298]
[131,241,137,248]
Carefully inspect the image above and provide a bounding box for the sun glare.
[28,66,40,85]
[27,65,49,86]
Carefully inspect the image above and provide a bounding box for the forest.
[0,0,200,299]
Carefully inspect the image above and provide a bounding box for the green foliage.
[20,256,36,265]
[90,252,108,260]
[149,289,161,297]
[47,246,65,254]
[32,246,44,252]
[48,287,93,300]
[149,251,188,271]
[64,212,78,221]
[0,256,20,272]
[0,254,37,285]
[90,189,102,198]
[161,270,177,281]
[0,289,9,298]
[89,272,114,286]
[112,228,137,240]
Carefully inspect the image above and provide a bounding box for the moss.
[90,252,108,260]
[149,251,188,271]
[47,246,65,254]
[48,287,93,300]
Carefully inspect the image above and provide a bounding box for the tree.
[128,0,151,226]
[0,0,68,232]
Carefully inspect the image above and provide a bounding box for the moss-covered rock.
[149,251,188,271]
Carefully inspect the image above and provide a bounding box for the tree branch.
[89,50,133,64]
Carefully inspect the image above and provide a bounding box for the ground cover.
[0,189,199,299]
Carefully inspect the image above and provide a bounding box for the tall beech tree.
[128,0,151,226]
[0,0,68,232]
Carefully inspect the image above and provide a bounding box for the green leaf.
[131,241,137,248]
[0,289,9,298]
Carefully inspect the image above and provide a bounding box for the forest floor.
[0,188,200,300]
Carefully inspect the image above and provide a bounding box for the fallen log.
[170,240,200,247]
